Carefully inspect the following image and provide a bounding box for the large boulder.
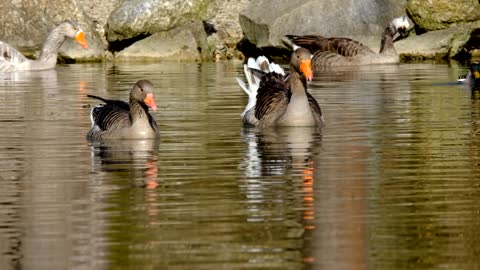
[239,0,407,50]
[406,0,480,32]
[396,22,478,60]
[0,0,104,61]
[205,0,251,60]
[75,0,122,47]
[115,21,209,61]
[105,0,215,42]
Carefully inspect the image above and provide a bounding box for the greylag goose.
[87,80,160,140]
[0,21,88,72]
[285,16,411,67]
[236,47,323,128]
[458,62,480,89]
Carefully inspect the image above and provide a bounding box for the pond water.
[0,61,479,270]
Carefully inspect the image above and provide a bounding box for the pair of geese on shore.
[3,16,457,140]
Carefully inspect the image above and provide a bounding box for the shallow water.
[0,62,479,270]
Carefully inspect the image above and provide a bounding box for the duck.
[86,80,160,140]
[236,47,323,128]
[285,16,411,67]
[457,62,480,89]
[0,21,88,72]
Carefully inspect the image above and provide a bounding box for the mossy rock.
[407,0,480,31]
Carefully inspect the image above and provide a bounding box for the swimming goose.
[87,80,160,140]
[458,62,480,89]
[236,47,323,128]
[0,21,88,72]
[285,16,411,67]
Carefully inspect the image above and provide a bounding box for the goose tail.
[237,56,285,116]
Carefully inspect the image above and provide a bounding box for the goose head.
[59,21,88,49]
[391,16,412,36]
[291,47,313,81]
[469,62,480,87]
[131,80,158,111]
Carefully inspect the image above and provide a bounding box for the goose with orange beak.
[86,80,160,140]
[237,46,323,128]
[0,20,89,71]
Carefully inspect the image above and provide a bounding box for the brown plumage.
[241,48,323,128]
[286,16,411,67]
[87,80,160,140]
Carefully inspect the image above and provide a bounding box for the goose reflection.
[241,126,322,178]
[89,139,160,189]
[240,126,321,226]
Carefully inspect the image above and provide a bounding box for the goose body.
[0,21,88,72]
[87,80,160,141]
[237,48,323,128]
[286,16,411,67]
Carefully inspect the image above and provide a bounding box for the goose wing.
[312,51,358,67]
[254,73,290,126]
[147,113,159,133]
[88,95,131,131]
[0,41,29,71]
[307,92,323,125]
[286,35,375,57]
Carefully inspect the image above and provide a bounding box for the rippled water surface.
[0,62,479,270]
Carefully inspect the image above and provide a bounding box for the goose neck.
[38,26,67,63]
[379,23,397,55]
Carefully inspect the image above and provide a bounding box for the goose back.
[89,96,132,132]
[254,72,290,127]
[286,35,375,57]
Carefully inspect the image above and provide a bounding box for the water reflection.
[2,62,480,270]
[89,139,160,189]
[240,127,321,265]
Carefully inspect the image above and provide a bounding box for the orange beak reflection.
[144,93,157,111]
[75,31,88,49]
[300,59,313,81]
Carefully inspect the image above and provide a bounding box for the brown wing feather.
[254,73,290,127]
[286,35,375,57]
[312,51,354,67]
[307,92,323,125]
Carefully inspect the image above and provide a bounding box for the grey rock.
[407,0,480,31]
[397,21,480,60]
[0,0,104,61]
[115,22,209,61]
[106,0,215,42]
[75,0,122,47]
[239,0,407,49]
[206,0,251,60]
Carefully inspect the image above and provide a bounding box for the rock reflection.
[89,139,160,189]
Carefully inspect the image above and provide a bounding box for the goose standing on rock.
[285,16,411,67]
[0,21,88,72]
[87,80,160,141]
[237,47,323,128]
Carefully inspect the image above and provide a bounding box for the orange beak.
[75,31,88,49]
[300,59,313,81]
[144,93,157,111]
